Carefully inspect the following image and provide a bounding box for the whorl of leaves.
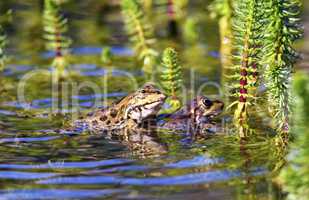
[0,26,6,71]
[43,0,71,57]
[121,0,158,74]
[229,0,266,136]
[160,48,183,98]
[263,0,303,132]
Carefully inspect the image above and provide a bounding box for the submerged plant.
[160,48,183,111]
[228,0,265,137]
[263,0,303,136]
[43,0,71,79]
[0,25,6,72]
[121,0,158,77]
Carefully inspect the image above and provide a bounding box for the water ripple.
[0,136,60,143]
[0,189,126,200]
[0,171,58,180]
[1,92,126,110]
[165,155,223,168]
[37,168,266,186]
[0,159,132,170]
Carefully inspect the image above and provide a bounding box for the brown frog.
[67,83,167,156]
[77,83,167,133]
[159,96,224,134]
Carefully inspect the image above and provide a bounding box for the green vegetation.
[161,47,183,99]
[0,1,308,198]
[43,0,71,79]
[121,0,158,77]
[0,25,6,72]
[263,0,303,135]
[101,47,112,65]
[223,0,302,139]
[209,0,233,97]
[183,17,199,44]
[170,0,188,20]
[280,72,309,200]
[0,10,10,72]
[160,47,183,111]
[228,0,265,137]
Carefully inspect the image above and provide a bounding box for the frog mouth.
[143,100,164,110]
[126,100,165,121]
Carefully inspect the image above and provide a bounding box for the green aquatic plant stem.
[101,47,112,65]
[0,25,6,72]
[170,0,188,20]
[263,0,303,136]
[183,17,199,44]
[43,0,71,79]
[229,0,265,137]
[140,0,153,12]
[121,0,158,77]
[209,0,233,96]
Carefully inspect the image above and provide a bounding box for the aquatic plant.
[228,0,265,137]
[121,0,158,77]
[0,10,11,72]
[183,17,199,44]
[280,72,309,200]
[160,47,183,110]
[101,47,112,65]
[209,0,233,96]
[140,0,153,12]
[167,0,188,20]
[263,0,303,136]
[43,0,71,79]
[0,25,6,72]
[0,9,12,27]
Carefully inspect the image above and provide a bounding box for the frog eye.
[203,98,213,108]
[140,89,146,93]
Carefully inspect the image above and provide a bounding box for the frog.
[75,83,167,133]
[158,96,224,134]
[64,86,223,156]
[64,83,169,156]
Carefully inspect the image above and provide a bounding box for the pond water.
[0,1,305,199]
